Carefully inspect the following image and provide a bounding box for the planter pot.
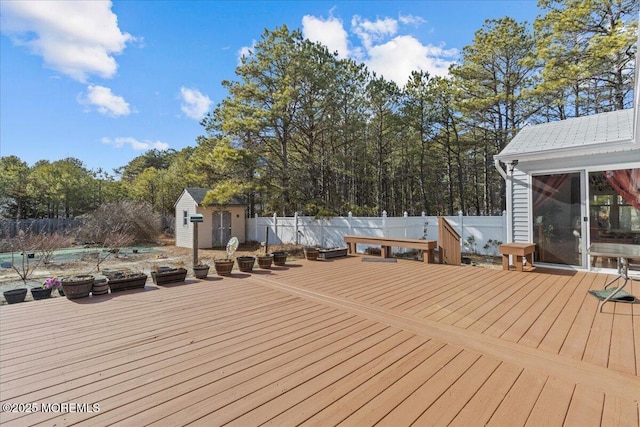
[91,277,109,295]
[304,247,319,261]
[318,247,348,260]
[107,274,147,292]
[4,288,28,304]
[61,275,95,299]
[193,265,210,279]
[92,278,110,295]
[271,251,288,266]
[237,256,256,272]
[151,268,187,285]
[30,287,52,300]
[214,259,234,276]
[257,255,273,269]
[58,287,65,297]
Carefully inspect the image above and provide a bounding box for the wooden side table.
[499,243,536,271]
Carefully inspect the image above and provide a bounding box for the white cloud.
[366,35,457,85]
[351,15,398,50]
[297,12,458,86]
[101,137,169,151]
[179,87,212,120]
[0,0,132,82]
[302,15,349,58]
[79,85,131,117]
[399,14,427,26]
[237,40,256,65]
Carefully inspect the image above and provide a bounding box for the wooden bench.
[499,243,536,271]
[343,235,437,263]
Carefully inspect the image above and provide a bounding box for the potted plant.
[271,250,288,266]
[61,274,95,299]
[31,281,53,300]
[193,262,210,279]
[236,255,256,272]
[317,247,348,259]
[303,247,319,261]
[92,276,110,295]
[151,266,188,285]
[3,287,28,304]
[256,252,273,269]
[213,258,234,276]
[43,277,64,296]
[103,269,148,292]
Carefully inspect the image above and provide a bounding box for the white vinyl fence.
[247,212,508,256]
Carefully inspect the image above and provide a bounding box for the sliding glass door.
[588,168,640,268]
[532,172,583,266]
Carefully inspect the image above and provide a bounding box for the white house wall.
[510,169,530,243]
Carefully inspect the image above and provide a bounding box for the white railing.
[247,211,508,255]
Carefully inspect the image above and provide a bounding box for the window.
[589,169,640,245]
[183,210,188,226]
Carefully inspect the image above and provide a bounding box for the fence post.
[348,211,352,236]
[403,211,408,238]
[272,213,278,244]
[458,210,465,252]
[294,212,299,245]
[421,212,427,239]
[382,210,387,237]
[254,213,258,242]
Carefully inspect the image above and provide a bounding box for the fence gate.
[212,211,231,248]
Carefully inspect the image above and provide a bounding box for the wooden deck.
[0,256,638,426]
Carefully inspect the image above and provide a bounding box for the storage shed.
[174,188,247,249]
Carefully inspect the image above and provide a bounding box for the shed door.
[212,211,231,248]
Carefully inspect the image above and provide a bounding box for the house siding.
[511,169,531,243]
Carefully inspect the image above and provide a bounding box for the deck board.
[0,255,638,426]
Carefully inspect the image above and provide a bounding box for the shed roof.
[182,187,246,206]
[496,108,637,162]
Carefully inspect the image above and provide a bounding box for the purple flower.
[43,277,61,290]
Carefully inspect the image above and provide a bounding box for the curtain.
[532,174,569,209]
[603,169,640,211]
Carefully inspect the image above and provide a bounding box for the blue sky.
[0,1,541,175]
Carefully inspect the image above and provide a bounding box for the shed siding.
[511,169,530,242]
[175,193,198,248]
[229,206,246,243]
[196,207,213,248]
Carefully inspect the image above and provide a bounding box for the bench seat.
[343,235,437,263]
